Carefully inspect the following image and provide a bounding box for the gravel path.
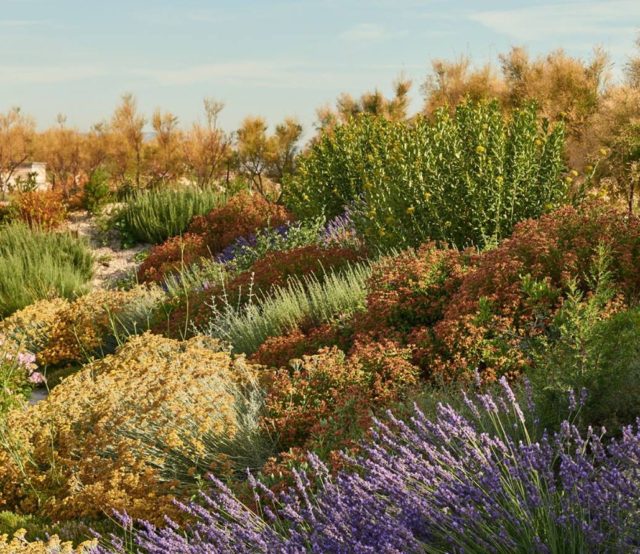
[65,210,148,289]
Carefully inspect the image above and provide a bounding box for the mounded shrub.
[10,190,67,230]
[0,333,258,522]
[138,192,291,283]
[112,186,226,245]
[0,223,93,317]
[37,286,164,367]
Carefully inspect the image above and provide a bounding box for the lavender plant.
[92,379,640,553]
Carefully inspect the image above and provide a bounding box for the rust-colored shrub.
[11,191,67,229]
[262,341,419,456]
[188,192,291,254]
[250,323,349,368]
[351,204,640,384]
[138,192,292,283]
[137,233,208,283]
[225,244,366,301]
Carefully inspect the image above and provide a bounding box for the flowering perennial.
[93,381,640,553]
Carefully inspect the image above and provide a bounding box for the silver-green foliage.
[201,262,371,355]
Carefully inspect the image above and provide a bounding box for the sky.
[1,0,639,134]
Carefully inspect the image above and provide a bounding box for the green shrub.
[0,223,93,317]
[286,100,566,250]
[83,168,112,214]
[530,247,640,432]
[112,186,226,245]
[202,262,371,355]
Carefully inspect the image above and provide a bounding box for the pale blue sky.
[1,0,639,133]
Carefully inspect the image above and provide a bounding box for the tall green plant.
[113,186,227,245]
[0,223,93,317]
[286,100,566,250]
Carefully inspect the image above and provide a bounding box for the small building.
[2,162,48,191]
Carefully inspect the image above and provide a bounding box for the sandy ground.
[65,210,148,289]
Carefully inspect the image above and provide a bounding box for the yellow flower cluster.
[39,286,163,366]
[0,333,257,522]
[0,530,93,553]
[0,298,68,354]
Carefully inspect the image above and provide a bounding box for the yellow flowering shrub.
[0,530,93,553]
[38,286,164,366]
[0,298,69,354]
[0,333,257,522]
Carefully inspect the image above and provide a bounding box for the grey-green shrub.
[0,223,93,317]
[113,186,227,245]
[285,100,566,250]
[201,262,370,354]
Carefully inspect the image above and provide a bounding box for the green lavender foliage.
[112,186,227,245]
[201,262,370,355]
[0,223,93,317]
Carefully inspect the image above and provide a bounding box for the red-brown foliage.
[253,204,640,385]
[226,244,366,300]
[137,233,208,283]
[262,340,420,456]
[138,192,292,283]
[156,244,366,340]
[12,190,67,229]
[250,323,350,368]
[188,192,291,254]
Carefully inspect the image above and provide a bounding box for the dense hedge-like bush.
[286,100,566,250]
[0,333,257,522]
[0,223,93,317]
[112,186,226,245]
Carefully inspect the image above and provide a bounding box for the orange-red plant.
[11,190,67,229]
[138,192,292,283]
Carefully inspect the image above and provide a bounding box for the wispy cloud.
[469,1,640,41]
[134,60,417,89]
[0,65,107,85]
[135,62,296,87]
[340,23,406,43]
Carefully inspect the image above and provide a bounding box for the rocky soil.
[65,210,148,289]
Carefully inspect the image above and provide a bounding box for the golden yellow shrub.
[0,333,256,522]
[39,285,163,366]
[0,530,93,553]
[0,298,68,354]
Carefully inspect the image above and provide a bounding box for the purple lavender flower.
[91,387,640,553]
[322,209,357,246]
